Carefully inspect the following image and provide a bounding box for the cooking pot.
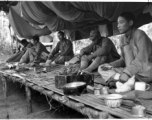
[63,82,87,96]
[55,73,94,89]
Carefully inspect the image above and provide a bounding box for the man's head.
[89,30,101,44]
[31,35,39,45]
[20,39,28,47]
[57,31,65,41]
[117,12,135,34]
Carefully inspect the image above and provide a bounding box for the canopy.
[6,1,152,40]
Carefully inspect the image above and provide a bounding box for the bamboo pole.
[0,73,115,118]
[25,85,32,114]
[2,72,151,119]
[1,76,7,99]
[48,93,111,119]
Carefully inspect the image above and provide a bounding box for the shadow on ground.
[0,80,86,119]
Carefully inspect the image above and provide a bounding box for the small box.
[55,73,94,89]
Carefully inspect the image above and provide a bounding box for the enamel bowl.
[104,94,123,108]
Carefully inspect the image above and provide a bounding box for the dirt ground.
[0,55,86,119]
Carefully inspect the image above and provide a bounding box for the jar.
[94,87,101,95]
[101,87,109,95]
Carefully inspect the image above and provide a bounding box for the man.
[6,39,32,63]
[79,30,120,73]
[45,31,74,65]
[19,35,49,66]
[98,12,152,86]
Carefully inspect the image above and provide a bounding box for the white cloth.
[98,66,116,82]
[115,75,135,93]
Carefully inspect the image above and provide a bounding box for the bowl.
[63,82,86,95]
[104,94,123,108]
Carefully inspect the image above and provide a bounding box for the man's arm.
[60,41,73,56]
[48,42,60,59]
[109,57,125,68]
[123,33,149,77]
[80,43,93,56]
[91,38,112,58]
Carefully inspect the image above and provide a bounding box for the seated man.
[19,35,49,66]
[79,30,120,73]
[6,39,32,63]
[45,31,74,65]
[98,12,152,87]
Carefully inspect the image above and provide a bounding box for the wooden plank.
[1,67,152,118]
[86,94,132,113]
[72,95,133,118]
[42,84,133,118]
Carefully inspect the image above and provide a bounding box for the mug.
[134,82,150,91]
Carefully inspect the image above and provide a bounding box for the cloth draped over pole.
[7,1,152,40]
[8,7,51,39]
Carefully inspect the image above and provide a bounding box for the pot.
[63,82,87,96]
[55,73,94,89]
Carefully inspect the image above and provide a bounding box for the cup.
[134,82,150,91]
[101,86,109,95]
[131,105,146,117]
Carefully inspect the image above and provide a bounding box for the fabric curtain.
[8,7,51,39]
[8,2,152,40]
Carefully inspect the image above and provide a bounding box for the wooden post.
[99,112,109,119]
[2,76,7,99]
[25,85,32,114]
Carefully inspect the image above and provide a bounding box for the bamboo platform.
[0,64,152,119]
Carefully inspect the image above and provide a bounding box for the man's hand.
[87,55,93,61]
[45,60,52,66]
[100,63,113,71]
[51,61,56,65]
[30,62,35,67]
[76,54,82,59]
[80,50,84,56]
[119,73,130,82]
[29,62,39,67]
[48,54,53,59]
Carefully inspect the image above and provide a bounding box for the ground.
[0,55,85,119]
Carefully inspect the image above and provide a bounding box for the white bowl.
[104,94,123,108]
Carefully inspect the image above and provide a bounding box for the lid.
[94,87,101,90]
[104,94,123,99]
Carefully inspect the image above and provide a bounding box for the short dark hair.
[119,12,135,26]
[58,31,65,37]
[20,39,28,47]
[32,35,39,42]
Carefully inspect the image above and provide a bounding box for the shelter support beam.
[25,85,32,114]
[1,75,7,99]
